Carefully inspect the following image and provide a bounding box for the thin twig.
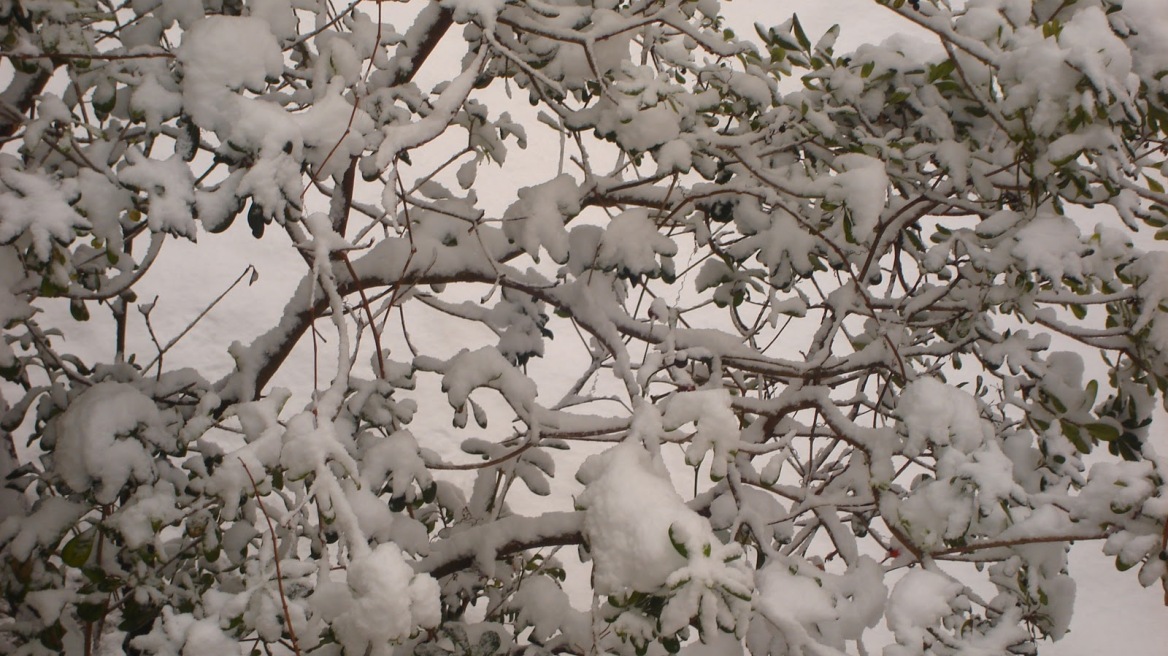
[239,460,302,656]
[932,532,1110,557]
[428,442,536,471]
[340,253,386,378]
[143,265,257,373]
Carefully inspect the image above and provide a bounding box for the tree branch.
[415,511,585,579]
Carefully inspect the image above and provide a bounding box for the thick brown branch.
[390,5,454,87]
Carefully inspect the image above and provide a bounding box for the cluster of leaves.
[1,0,1168,655]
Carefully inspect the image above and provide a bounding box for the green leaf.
[81,565,106,585]
[61,530,95,568]
[792,15,811,51]
[69,299,89,322]
[928,59,956,83]
[1060,419,1091,454]
[1047,392,1068,414]
[247,202,268,239]
[860,61,875,78]
[721,583,753,602]
[1086,422,1121,442]
[1144,207,1168,227]
[843,213,856,244]
[668,524,689,559]
[754,22,771,44]
[178,118,199,163]
[76,602,105,622]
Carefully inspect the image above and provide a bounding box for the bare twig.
[239,460,302,656]
[143,265,257,373]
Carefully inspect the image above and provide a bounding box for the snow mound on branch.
[177,16,283,128]
[0,167,90,262]
[248,0,299,43]
[663,389,739,481]
[130,608,239,655]
[1123,0,1168,95]
[1009,215,1086,282]
[819,153,888,241]
[433,346,538,414]
[753,555,886,650]
[296,84,376,178]
[897,378,993,456]
[503,174,581,264]
[508,577,590,645]
[1059,7,1137,104]
[177,16,282,92]
[52,382,169,505]
[576,442,712,596]
[1127,251,1168,354]
[315,543,440,656]
[0,248,33,368]
[885,569,964,649]
[757,561,837,625]
[597,208,678,276]
[120,150,198,238]
[0,497,86,562]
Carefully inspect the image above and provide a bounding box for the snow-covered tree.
[2,0,1168,653]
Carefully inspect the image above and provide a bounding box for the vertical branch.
[240,460,302,656]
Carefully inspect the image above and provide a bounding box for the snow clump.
[52,382,170,505]
[576,442,713,596]
[313,543,441,656]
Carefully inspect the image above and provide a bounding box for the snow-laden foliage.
[1,0,1168,654]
